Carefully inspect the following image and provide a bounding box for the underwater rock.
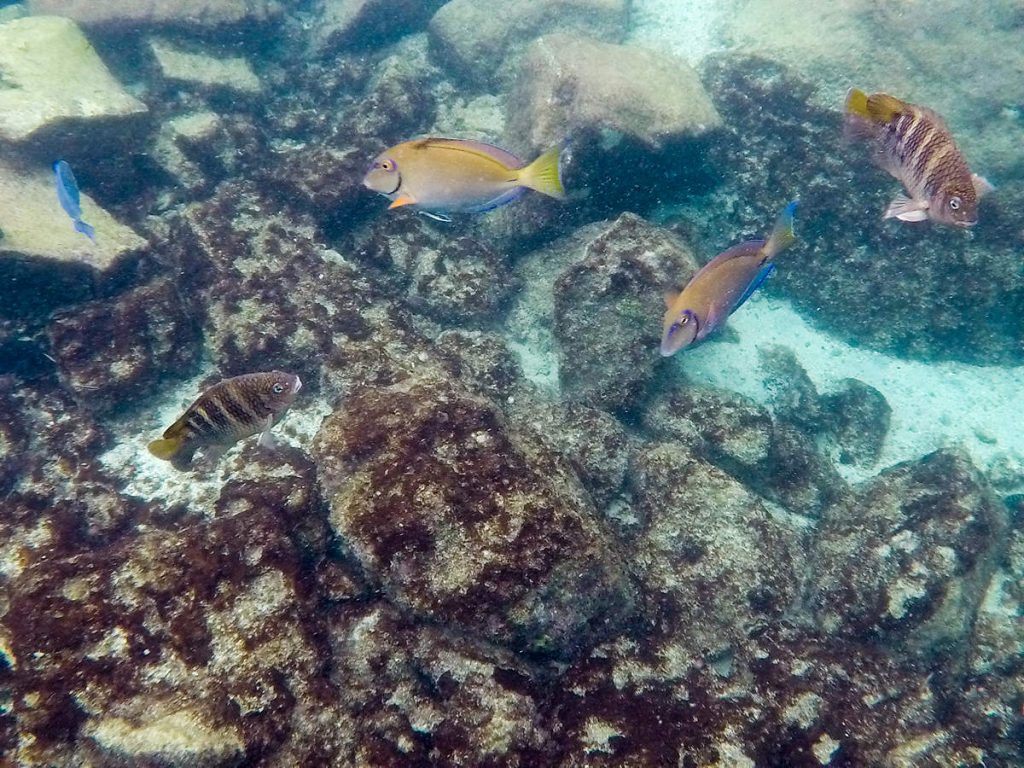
[695,55,1024,364]
[310,0,447,53]
[0,159,149,320]
[0,16,147,146]
[328,601,548,764]
[151,111,231,195]
[148,38,262,95]
[312,372,636,659]
[26,0,282,30]
[812,449,1007,658]
[178,181,387,387]
[553,213,699,414]
[46,278,201,415]
[3,496,336,767]
[428,0,628,88]
[507,34,723,153]
[644,382,846,518]
[348,215,516,326]
[821,378,891,467]
[434,329,522,402]
[630,442,801,654]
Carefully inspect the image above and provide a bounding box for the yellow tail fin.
[845,88,903,124]
[148,437,182,461]
[516,146,565,200]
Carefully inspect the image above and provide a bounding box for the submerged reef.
[1,2,1023,766]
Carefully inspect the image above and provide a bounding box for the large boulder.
[428,0,628,88]
[507,34,723,153]
[312,372,637,659]
[0,16,147,145]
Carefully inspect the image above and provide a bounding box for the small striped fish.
[844,88,993,227]
[148,371,301,470]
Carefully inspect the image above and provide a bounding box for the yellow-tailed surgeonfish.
[660,201,798,357]
[362,138,564,220]
[843,88,993,227]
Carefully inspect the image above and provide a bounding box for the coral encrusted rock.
[312,373,636,659]
[0,16,147,145]
[552,213,699,413]
[812,449,1007,656]
[428,0,628,88]
[507,34,723,153]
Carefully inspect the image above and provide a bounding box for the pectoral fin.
[884,193,929,222]
[388,194,416,209]
[257,416,276,449]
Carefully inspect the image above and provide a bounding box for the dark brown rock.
[821,378,891,467]
[312,372,636,659]
[553,213,699,414]
[47,277,201,414]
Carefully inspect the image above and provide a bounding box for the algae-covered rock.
[312,372,636,659]
[46,277,201,415]
[149,38,262,94]
[508,34,723,152]
[812,449,1007,657]
[428,0,628,87]
[27,0,282,30]
[0,16,147,144]
[0,159,148,320]
[552,213,699,413]
[311,0,446,53]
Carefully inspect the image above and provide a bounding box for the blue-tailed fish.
[362,138,565,219]
[661,202,798,357]
[843,88,993,227]
[53,160,96,240]
[148,371,301,470]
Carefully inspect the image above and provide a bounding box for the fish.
[843,88,993,227]
[362,138,565,217]
[52,160,96,240]
[148,371,302,470]
[660,201,798,357]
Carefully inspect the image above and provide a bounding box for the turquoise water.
[1,2,1022,766]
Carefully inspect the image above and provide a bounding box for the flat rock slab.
[509,34,723,151]
[0,16,148,143]
[27,0,282,29]
[0,159,148,318]
[149,38,262,93]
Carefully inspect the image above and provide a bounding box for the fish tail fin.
[763,201,798,261]
[148,437,184,462]
[516,146,565,200]
[845,87,903,124]
[75,220,96,241]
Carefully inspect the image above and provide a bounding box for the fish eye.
[679,315,689,325]
[272,383,285,394]
[949,196,961,210]
[379,159,394,172]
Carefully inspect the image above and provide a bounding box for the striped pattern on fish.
[148,371,301,470]
[843,89,993,228]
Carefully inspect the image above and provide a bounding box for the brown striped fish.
[148,371,301,470]
[843,88,993,227]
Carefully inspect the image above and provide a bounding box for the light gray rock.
[0,158,148,319]
[428,0,628,87]
[508,34,723,152]
[0,16,148,144]
[149,39,261,94]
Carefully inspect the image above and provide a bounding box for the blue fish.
[53,160,96,241]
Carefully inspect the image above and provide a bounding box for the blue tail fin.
[74,219,96,241]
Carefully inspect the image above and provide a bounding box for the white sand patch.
[676,296,1023,487]
[626,0,736,65]
[98,369,332,516]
